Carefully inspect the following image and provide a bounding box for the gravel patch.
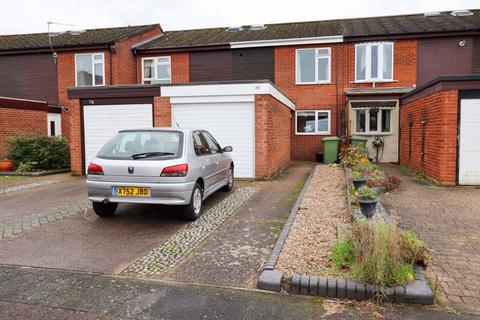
[276,166,350,278]
[123,187,258,278]
[0,180,59,195]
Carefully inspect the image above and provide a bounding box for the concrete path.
[381,164,480,316]
[161,162,313,288]
[0,265,476,320]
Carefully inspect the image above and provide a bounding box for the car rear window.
[97,131,183,160]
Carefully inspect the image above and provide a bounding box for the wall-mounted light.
[459,40,467,47]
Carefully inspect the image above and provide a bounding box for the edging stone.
[257,165,316,291]
[287,265,434,304]
[0,168,70,176]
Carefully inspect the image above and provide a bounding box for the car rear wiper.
[131,152,175,159]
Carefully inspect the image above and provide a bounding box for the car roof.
[118,127,205,133]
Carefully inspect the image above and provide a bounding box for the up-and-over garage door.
[459,99,480,185]
[172,102,255,179]
[83,104,153,172]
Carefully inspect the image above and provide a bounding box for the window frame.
[141,56,172,84]
[354,42,394,82]
[354,107,393,135]
[295,110,331,135]
[74,52,105,87]
[295,48,331,85]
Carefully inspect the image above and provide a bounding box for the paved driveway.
[381,164,480,315]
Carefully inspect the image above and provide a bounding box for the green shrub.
[330,240,354,269]
[15,162,34,173]
[352,170,362,180]
[356,185,378,201]
[330,224,424,288]
[401,230,429,266]
[340,145,368,168]
[7,134,70,170]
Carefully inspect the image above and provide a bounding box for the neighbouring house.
[2,9,480,183]
[0,97,61,158]
[0,23,163,140]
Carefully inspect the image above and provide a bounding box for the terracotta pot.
[0,160,14,172]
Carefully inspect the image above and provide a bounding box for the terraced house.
[1,9,480,184]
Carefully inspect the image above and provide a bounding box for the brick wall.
[255,94,292,178]
[274,40,417,161]
[112,27,162,84]
[136,53,190,84]
[0,107,47,158]
[153,96,172,126]
[399,90,458,185]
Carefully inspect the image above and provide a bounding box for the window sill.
[296,132,331,136]
[295,82,331,86]
[350,80,398,84]
[353,132,395,136]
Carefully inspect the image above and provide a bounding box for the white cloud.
[0,0,478,35]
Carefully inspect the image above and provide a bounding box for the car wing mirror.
[222,146,233,153]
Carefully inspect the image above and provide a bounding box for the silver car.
[86,128,234,220]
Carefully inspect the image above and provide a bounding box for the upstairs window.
[355,42,393,82]
[296,48,331,84]
[75,53,105,87]
[142,57,171,84]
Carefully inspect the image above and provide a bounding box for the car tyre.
[183,183,203,221]
[92,202,118,217]
[222,167,234,192]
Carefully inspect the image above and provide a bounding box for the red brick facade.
[274,40,417,161]
[0,106,47,158]
[255,94,292,178]
[399,90,458,185]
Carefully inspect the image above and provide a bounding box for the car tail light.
[88,163,104,175]
[161,164,188,177]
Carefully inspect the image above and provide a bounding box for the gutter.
[229,35,343,48]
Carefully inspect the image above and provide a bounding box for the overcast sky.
[1,0,478,35]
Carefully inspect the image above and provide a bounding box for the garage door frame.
[457,90,480,185]
[80,97,154,175]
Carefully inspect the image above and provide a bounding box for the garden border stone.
[257,164,434,305]
[0,169,70,176]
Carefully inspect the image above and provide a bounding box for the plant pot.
[0,160,14,172]
[358,199,378,218]
[352,178,367,190]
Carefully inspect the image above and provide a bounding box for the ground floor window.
[355,107,392,134]
[295,110,331,135]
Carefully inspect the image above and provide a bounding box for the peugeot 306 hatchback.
[86,128,234,220]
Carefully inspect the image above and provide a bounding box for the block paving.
[381,164,480,315]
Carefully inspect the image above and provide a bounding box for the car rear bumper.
[86,180,195,205]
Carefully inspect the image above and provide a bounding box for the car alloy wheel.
[193,187,202,215]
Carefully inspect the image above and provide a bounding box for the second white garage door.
[83,104,153,172]
[459,99,480,185]
[172,102,255,178]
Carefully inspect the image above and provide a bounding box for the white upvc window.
[296,48,331,84]
[355,108,393,134]
[75,53,105,87]
[142,56,171,84]
[295,110,331,135]
[355,42,394,82]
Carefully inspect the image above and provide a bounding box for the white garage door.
[172,102,255,178]
[83,104,153,172]
[459,99,480,185]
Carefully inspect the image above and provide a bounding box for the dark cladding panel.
[0,53,58,103]
[417,36,473,86]
[189,50,232,82]
[232,47,274,82]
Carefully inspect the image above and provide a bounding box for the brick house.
[2,9,480,183]
[0,24,163,157]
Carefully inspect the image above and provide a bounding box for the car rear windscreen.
[97,131,183,160]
